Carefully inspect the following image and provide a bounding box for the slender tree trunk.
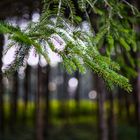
[117,89,124,118]
[23,65,31,121]
[131,51,140,139]
[9,72,18,132]
[43,65,50,138]
[62,70,70,127]
[95,76,108,140]
[22,10,32,121]
[45,65,50,124]
[136,70,140,139]
[131,0,140,139]
[118,89,131,121]
[132,68,140,140]
[108,92,116,140]
[36,64,44,140]
[124,93,131,121]
[0,34,4,133]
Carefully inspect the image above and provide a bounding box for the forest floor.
[0,100,137,140]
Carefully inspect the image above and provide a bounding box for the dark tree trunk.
[45,65,50,122]
[0,34,4,133]
[132,65,140,140]
[124,93,131,121]
[62,70,70,128]
[23,65,31,121]
[118,89,131,121]
[43,65,50,138]
[9,72,18,132]
[108,92,116,140]
[117,89,124,118]
[131,0,140,139]
[24,65,30,108]
[95,76,108,140]
[36,64,44,140]
[75,71,80,109]
[13,72,18,117]
[131,51,140,139]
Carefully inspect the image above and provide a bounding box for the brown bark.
[108,92,117,140]
[43,65,50,138]
[132,67,140,139]
[23,65,31,121]
[9,72,18,132]
[0,34,4,133]
[75,71,80,109]
[36,64,44,140]
[124,93,131,121]
[95,76,108,140]
[131,0,140,139]
[132,53,140,139]
[25,65,29,107]
[117,91,124,118]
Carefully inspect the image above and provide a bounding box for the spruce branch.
[0,0,139,92]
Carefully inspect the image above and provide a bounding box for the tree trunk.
[108,92,116,140]
[74,71,80,109]
[0,34,4,133]
[43,65,50,138]
[36,64,44,140]
[23,65,31,121]
[9,72,18,132]
[95,76,108,140]
[117,89,124,119]
[131,0,140,139]
[132,67,140,140]
[124,93,131,121]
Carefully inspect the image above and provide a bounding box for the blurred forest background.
[0,0,140,140]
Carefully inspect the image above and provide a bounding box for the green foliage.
[0,0,139,92]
